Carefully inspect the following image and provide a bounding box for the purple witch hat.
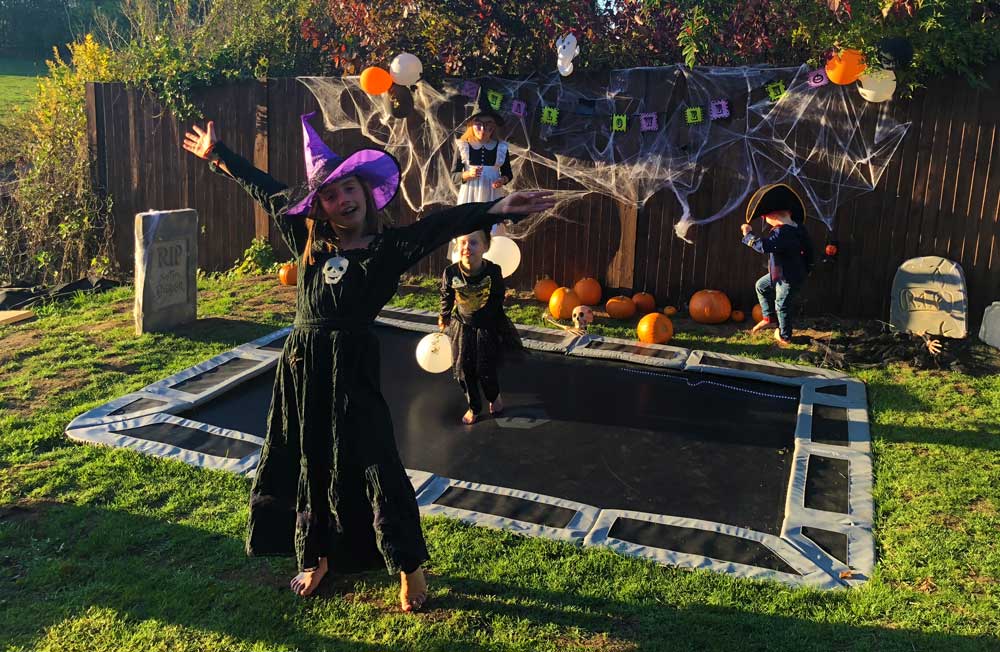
[286,112,401,216]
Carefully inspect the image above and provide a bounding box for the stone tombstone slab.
[979,302,1000,350]
[134,209,198,335]
[889,256,968,338]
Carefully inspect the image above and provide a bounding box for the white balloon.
[389,52,423,87]
[415,332,453,373]
[483,235,521,278]
[857,69,897,103]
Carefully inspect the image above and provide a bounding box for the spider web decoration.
[299,63,907,243]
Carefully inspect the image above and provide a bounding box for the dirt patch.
[0,329,42,365]
[2,366,95,418]
[0,498,62,524]
[553,633,638,651]
[969,498,998,517]
[914,577,938,594]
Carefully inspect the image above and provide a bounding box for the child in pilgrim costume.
[438,228,524,425]
[182,115,554,609]
[740,183,814,346]
[447,90,515,260]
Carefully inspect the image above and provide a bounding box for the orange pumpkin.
[549,287,581,320]
[689,290,732,324]
[573,277,602,305]
[606,295,637,320]
[637,313,674,344]
[662,306,678,316]
[632,292,656,314]
[752,304,764,323]
[278,262,297,286]
[731,310,746,323]
[534,277,559,303]
[825,48,866,86]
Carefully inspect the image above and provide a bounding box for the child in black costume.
[438,229,523,424]
[182,116,554,610]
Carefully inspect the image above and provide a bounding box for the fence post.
[253,80,270,242]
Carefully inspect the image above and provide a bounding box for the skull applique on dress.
[322,256,349,285]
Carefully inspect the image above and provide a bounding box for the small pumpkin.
[689,289,732,324]
[549,287,581,320]
[278,261,297,286]
[606,295,637,320]
[731,310,746,323]
[573,277,602,305]
[752,304,764,323]
[637,313,674,344]
[632,292,656,314]
[534,277,559,303]
[662,306,678,316]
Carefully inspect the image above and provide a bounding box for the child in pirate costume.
[438,229,524,424]
[740,183,814,346]
[182,116,554,610]
[447,90,514,260]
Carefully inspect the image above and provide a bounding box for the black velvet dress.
[209,142,519,574]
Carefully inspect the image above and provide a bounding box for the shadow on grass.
[1,501,997,652]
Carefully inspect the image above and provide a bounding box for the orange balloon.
[825,48,866,85]
[360,66,393,95]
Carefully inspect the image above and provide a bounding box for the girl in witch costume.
[740,183,814,346]
[438,229,524,424]
[447,91,514,260]
[182,115,554,609]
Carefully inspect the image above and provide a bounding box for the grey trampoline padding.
[811,405,850,446]
[804,456,850,514]
[607,517,800,575]
[169,357,263,393]
[118,422,261,459]
[698,354,819,379]
[109,396,169,417]
[183,325,800,536]
[802,526,849,565]
[432,486,577,529]
[816,384,848,397]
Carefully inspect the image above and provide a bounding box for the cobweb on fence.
[299,63,907,243]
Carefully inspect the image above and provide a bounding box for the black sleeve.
[451,146,466,185]
[209,141,309,257]
[485,263,506,317]
[761,227,803,255]
[386,200,526,273]
[500,150,513,181]
[440,267,456,324]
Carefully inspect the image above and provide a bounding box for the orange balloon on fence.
[360,66,393,95]
[825,49,866,85]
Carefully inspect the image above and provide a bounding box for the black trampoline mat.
[181,325,801,535]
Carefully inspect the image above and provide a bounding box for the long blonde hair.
[459,119,500,144]
[301,177,388,266]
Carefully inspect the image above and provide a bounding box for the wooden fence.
[86,73,1000,324]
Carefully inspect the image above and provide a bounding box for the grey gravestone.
[889,256,967,338]
[979,302,1000,350]
[134,209,198,335]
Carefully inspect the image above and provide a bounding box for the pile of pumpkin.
[535,276,762,346]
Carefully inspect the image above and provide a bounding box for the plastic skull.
[322,256,349,285]
[572,304,594,331]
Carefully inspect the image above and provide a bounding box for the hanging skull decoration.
[572,305,594,331]
[322,256,349,285]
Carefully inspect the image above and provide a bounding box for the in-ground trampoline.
[66,307,874,589]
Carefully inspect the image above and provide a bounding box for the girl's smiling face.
[316,176,367,229]
[457,230,488,269]
[471,118,496,142]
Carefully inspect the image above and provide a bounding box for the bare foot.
[400,567,428,612]
[462,409,478,425]
[751,318,776,334]
[290,557,328,597]
[489,396,504,415]
[774,328,792,346]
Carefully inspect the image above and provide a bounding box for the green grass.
[1,274,998,651]
[0,57,44,115]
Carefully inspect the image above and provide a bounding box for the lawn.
[1,273,998,651]
[0,57,43,115]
